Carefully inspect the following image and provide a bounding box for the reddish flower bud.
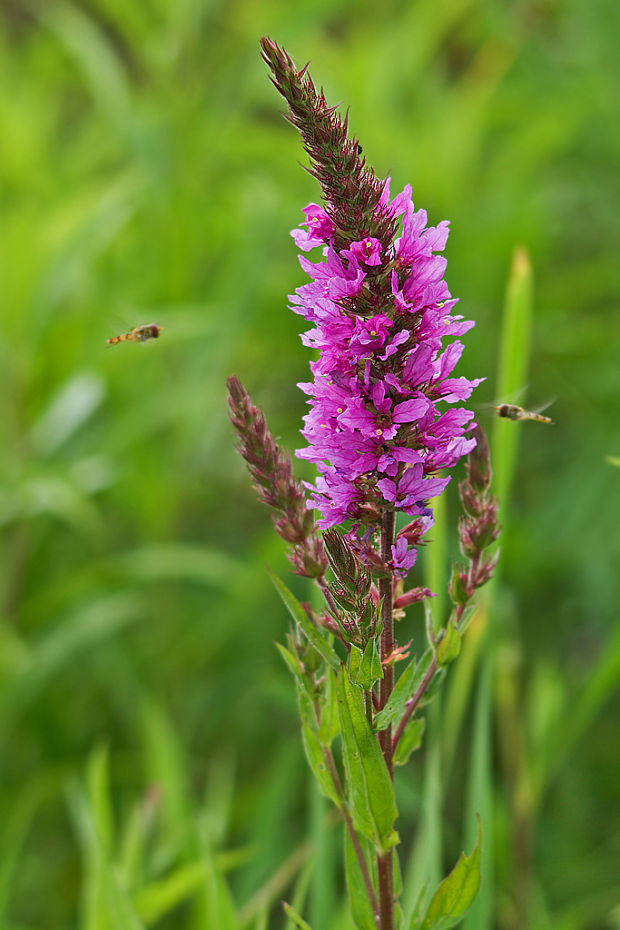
[449,562,471,606]
[393,587,434,609]
[458,480,484,518]
[465,422,492,491]
[227,376,327,579]
[474,551,500,588]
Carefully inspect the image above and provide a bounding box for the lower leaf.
[413,815,482,930]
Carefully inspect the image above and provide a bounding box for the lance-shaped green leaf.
[413,815,482,930]
[374,649,434,731]
[282,901,314,929]
[269,571,339,670]
[344,829,377,930]
[349,644,363,681]
[276,642,306,682]
[449,563,469,607]
[357,638,383,691]
[294,677,318,733]
[337,667,399,855]
[394,717,425,767]
[318,666,340,746]
[301,723,342,807]
[409,881,431,930]
[435,616,462,668]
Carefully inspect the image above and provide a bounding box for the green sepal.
[374,649,433,731]
[394,717,425,767]
[357,638,383,691]
[331,606,357,645]
[295,678,318,732]
[301,723,342,807]
[330,585,358,613]
[282,901,314,929]
[337,666,399,855]
[323,528,361,595]
[344,829,377,930]
[318,666,340,746]
[358,595,377,631]
[349,645,363,681]
[413,815,482,930]
[275,642,306,681]
[448,563,469,606]
[301,636,324,674]
[269,571,339,670]
[435,616,462,668]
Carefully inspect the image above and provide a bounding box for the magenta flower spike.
[289,163,483,562]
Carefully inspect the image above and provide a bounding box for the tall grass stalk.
[462,247,533,930]
[402,490,447,917]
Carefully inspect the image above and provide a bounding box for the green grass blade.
[67,755,145,930]
[460,657,493,930]
[0,593,144,728]
[535,622,620,797]
[402,479,447,920]
[462,247,534,930]
[140,700,241,930]
[0,780,47,925]
[307,779,337,930]
[491,247,533,510]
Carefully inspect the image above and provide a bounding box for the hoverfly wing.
[530,398,555,415]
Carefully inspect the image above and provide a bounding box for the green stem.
[392,598,470,753]
[323,749,379,920]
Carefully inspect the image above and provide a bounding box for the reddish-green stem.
[323,749,379,920]
[377,509,395,930]
[391,597,470,753]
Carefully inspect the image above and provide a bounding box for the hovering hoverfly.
[493,402,553,424]
[106,323,162,345]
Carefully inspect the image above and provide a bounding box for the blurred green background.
[1,1,619,928]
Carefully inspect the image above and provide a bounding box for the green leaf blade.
[374,650,434,731]
[301,724,342,807]
[282,901,314,929]
[417,815,482,930]
[344,830,377,930]
[394,718,425,767]
[269,572,339,670]
[337,667,399,855]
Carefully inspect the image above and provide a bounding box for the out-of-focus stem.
[323,748,379,920]
[391,598,469,752]
[377,508,395,930]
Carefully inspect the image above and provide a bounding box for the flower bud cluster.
[322,529,379,647]
[450,423,500,603]
[227,376,327,578]
[260,40,484,583]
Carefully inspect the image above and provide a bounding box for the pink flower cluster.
[290,181,482,575]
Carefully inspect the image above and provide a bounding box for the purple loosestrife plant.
[227,38,499,930]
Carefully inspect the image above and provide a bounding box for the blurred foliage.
[0,0,619,927]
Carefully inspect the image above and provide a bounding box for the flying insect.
[493,402,553,424]
[106,324,162,345]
